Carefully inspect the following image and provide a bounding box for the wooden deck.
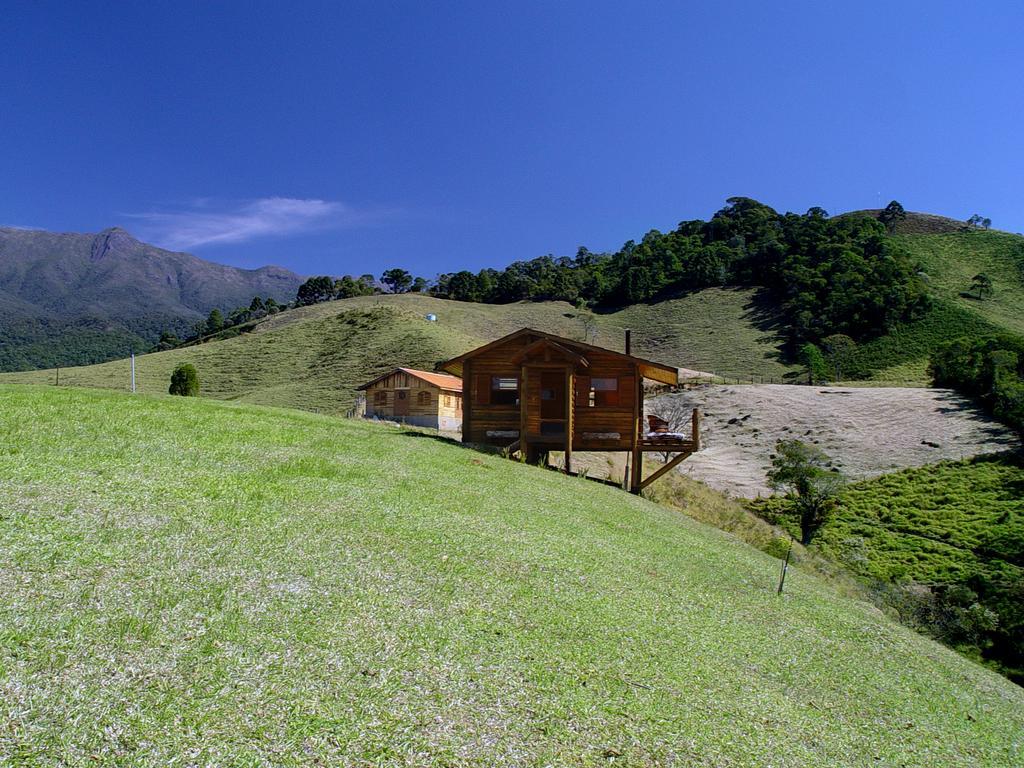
[639,436,697,452]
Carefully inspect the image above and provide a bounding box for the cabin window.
[588,377,619,407]
[444,394,453,408]
[373,391,387,406]
[418,391,431,406]
[491,376,519,405]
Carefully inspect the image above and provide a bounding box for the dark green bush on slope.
[168,364,199,397]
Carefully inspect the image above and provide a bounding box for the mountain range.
[0,226,303,370]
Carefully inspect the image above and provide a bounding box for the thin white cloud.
[124,197,382,249]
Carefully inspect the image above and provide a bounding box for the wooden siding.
[463,348,524,444]
[364,372,462,421]
[460,331,641,449]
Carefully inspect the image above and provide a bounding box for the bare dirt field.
[644,384,1019,498]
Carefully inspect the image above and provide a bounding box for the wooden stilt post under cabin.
[461,360,472,443]
[630,366,643,493]
[565,368,574,475]
[519,365,529,461]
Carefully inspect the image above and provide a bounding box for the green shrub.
[798,343,828,383]
[169,363,199,396]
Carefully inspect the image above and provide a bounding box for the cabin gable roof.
[509,337,590,367]
[357,367,463,392]
[437,328,678,385]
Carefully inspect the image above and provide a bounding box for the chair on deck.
[646,414,671,434]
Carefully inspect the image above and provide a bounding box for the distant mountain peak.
[91,227,139,261]
[0,225,304,370]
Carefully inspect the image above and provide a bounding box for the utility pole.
[131,352,136,393]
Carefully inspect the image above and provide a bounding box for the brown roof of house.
[356,367,463,392]
[437,327,679,386]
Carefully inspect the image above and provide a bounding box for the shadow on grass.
[398,429,474,450]
[741,288,790,364]
[398,429,628,489]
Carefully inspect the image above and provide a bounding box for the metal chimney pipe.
[625,329,632,355]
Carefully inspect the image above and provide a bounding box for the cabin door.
[538,370,567,438]
[394,389,410,417]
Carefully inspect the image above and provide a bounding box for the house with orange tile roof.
[356,367,463,431]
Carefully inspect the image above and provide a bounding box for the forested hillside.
[8,200,1023,391]
[427,198,929,351]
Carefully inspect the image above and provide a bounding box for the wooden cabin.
[437,328,699,493]
[357,367,463,431]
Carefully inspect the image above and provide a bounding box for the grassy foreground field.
[0,289,795,413]
[1,385,1023,766]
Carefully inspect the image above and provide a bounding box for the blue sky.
[2,1,1021,277]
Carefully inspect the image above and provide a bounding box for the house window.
[444,394,453,408]
[588,377,619,407]
[418,390,431,406]
[374,391,387,406]
[491,376,518,405]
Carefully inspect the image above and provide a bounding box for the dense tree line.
[241,197,930,355]
[295,274,378,305]
[930,334,1024,438]
[429,198,928,348]
[293,270,433,306]
[153,295,285,351]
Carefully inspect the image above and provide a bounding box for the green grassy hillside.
[1,385,1022,765]
[758,454,1023,586]
[904,231,1024,337]
[0,289,794,413]
[753,453,1024,680]
[849,231,1024,384]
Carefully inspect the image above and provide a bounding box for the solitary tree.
[169,363,200,396]
[767,440,845,544]
[798,342,828,384]
[381,268,413,294]
[878,200,907,233]
[821,334,857,381]
[970,273,994,300]
[357,274,378,293]
[966,214,992,231]
[154,330,181,352]
[205,308,225,335]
